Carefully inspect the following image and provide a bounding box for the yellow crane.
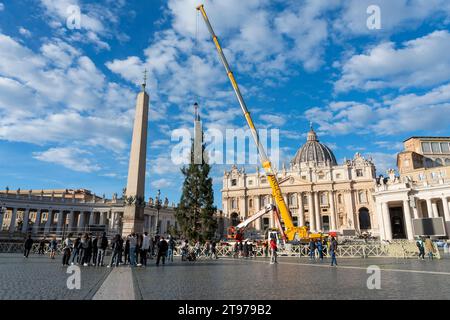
[197,4,308,242]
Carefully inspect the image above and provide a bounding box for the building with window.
[222,126,378,236]
[374,137,450,240]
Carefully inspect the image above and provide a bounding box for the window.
[425,158,434,168]
[248,179,253,186]
[356,169,364,177]
[293,216,298,227]
[231,179,237,186]
[336,173,341,179]
[418,173,425,181]
[249,199,253,208]
[338,194,343,204]
[440,143,450,153]
[260,177,267,184]
[231,198,237,209]
[431,142,440,153]
[288,194,297,207]
[318,173,325,180]
[303,195,308,206]
[422,142,431,153]
[261,196,267,207]
[445,158,450,166]
[435,158,443,166]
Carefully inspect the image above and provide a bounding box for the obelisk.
[122,73,149,236]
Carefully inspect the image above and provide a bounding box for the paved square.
[1,254,449,300]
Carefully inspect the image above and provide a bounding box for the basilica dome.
[291,126,337,166]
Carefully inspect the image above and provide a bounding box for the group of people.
[232,240,256,259]
[180,240,219,261]
[307,237,338,266]
[416,236,437,260]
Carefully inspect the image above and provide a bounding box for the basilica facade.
[222,127,379,237]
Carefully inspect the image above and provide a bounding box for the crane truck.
[197,4,322,244]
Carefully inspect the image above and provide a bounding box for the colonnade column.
[89,211,95,225]
[9,207,17,233]
[411,198,419,219]
[329,191,337,231]
[403,200,414,240]
[78,212,86,230]
[308,192,316,232]
[99,212,107,225]
[33,209,42,234]
[314,192,321,231]
[382,202,393,241]
[44,211,53,234]
[56,211,65,233]
[22,209,30,233]
[0,209,4,231]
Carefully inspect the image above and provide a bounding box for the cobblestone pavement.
[1,253,450,300]
[0,254,110,300]
[133,256,450,300]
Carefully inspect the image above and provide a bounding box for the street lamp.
[154,190,161,236]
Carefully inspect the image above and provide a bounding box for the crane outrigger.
[197,4,310,242]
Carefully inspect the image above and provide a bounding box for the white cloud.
[0,3,4,11]
[259,114,287,127]
[151,178,174,189]
[19,27,31,37]
[33,147,101,173]
[305,83,450,136]
[335,30,450,92]
[365,152,397,176]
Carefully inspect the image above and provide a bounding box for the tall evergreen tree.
[176,109,217,241]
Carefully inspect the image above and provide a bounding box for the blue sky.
[1,0,450,208]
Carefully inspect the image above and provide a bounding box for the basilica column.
[33,209,42,234]
[0,209,4,231]
[298,193,305,227]
[431,201,439,218]
[376,202,386,241]
[314,192,321,231]
[329,191,337,231]
[403,200,414,240]
[411,198,419,219]
[345,191,355,229]
[100,212,107,225]
[308,192,316,232]
[9,207,18,233]
[442,197,450,222]
[426,198,433,218]
[22,209,30,234]
[382,202,393,241]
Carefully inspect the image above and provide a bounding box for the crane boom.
[197,4,304,241]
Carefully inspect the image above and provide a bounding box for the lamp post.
[154,190,161,236]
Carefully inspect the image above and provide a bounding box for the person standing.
[71,234,82,265]
[317,240,323,261]
[270,238,278,264]
[167,236,176,262]
[416,238,425,260]
[136,233,142,266]
[96,232,108,267]
[79,233,89,266]
[49,236,58,260]
[92,234,99,266]
[330,237,338,266]
[425,237,436,260]
[211,240,218,259]
[128,233,137,267]
[141,232,150,267]
[156,237,168,266]
[243,241,249,258]
[23,234,33,258]
[309,239,316,260]
[108,235,122,267]
[124,237,130,265]
[62,235,73,266]
[233,242,239,259]
[38,237,46,255]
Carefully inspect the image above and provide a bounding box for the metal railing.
[0,241,441,259]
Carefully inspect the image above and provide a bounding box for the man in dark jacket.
[96,232,108,266]
[24,234,33,258]
[330,237,338,266]
[156,237,168,266]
